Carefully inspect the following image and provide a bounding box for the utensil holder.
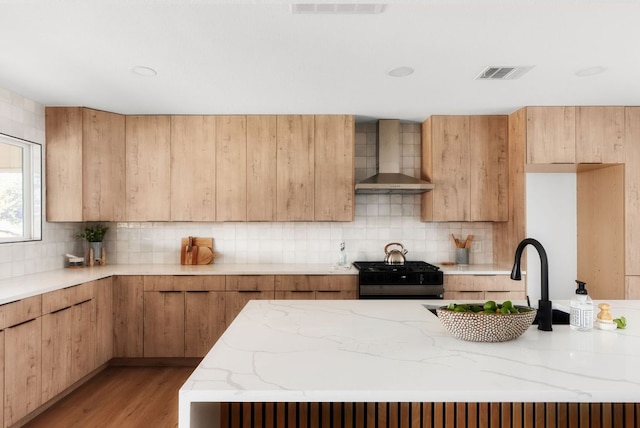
[456,248,469,265]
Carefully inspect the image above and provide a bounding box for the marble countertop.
[180,299,640,406]
[0,263,512,305]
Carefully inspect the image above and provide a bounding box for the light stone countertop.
[179,299,640,427]
[0,263,512,305]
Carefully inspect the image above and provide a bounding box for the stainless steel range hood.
[355,119,434,194]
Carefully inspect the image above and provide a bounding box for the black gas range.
[352,261,444,299]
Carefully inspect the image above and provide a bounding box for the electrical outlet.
[471,241,482,253]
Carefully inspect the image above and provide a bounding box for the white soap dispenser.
[570,280,593,331]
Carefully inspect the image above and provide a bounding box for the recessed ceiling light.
[387,67,414,78]
[575,66,606,77]
[131,66,158,77]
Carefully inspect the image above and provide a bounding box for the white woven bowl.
[436,305,537,342]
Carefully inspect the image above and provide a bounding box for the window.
[0,133,42,243]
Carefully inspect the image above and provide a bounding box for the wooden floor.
[23,366,193,428]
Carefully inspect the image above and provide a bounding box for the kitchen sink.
[423,305,570,325]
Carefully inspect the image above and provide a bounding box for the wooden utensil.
[180,237,216,265]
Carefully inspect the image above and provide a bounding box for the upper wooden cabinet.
[469,116,508,222]
[45,107,125,222]
[276,115,315,221]
[576,106,625,163]
[216,116,247,221]
[422,115,508,222]
[314,115,355,221]
[125,115,171,221]
[170,116,216,221]
[525,106,625,166]
[246,116,277,221]
[526,106,576,164]
[46,110,354,222]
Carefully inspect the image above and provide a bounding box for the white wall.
[525,173,577,303]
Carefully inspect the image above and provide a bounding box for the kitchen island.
[179,299,640,428]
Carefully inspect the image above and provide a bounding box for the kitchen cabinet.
[2,295,42,428]
[276,115,315,221]
[469,116,508,221]
[0,331,3,427]
[41,283,96,401]
[314,115,355,221]
[143,276,226,358]
[45,107,125,222]
[95,277,113,366]
[113,276,144,358]
[216,116,247,221]
[225,275,275,324]
[125,115,171,221]
[170,115,216,221]
[625,107,640,278]
[275,275,357,300]
[421,115,508,222]
[525,106,576,165]
[576,106,625,164]
[443,275,525,301]
[247,115,277,221]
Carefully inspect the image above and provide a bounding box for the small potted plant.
[76,224,109,264]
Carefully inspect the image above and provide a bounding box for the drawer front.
[144,275,225,292]
[226,275,275,292]
[444,275,483,292]
[310,275,357,292]
[275,275,313,292]
[0,295,42,329]
[42,282,94,314]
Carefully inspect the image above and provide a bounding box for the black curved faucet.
[510,238,552,331]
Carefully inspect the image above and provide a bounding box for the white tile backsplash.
[0,90,493,278]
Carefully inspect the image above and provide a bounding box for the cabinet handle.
[186,290,209,294]
[7,317,37,329]
[50,305,72,314]
[73,298,93,306]
[317,290,338,293]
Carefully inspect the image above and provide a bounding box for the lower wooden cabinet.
[143,276,226,358]
[113,276,144,358]
[225,276,276,325]
[41,306,73,402]
[443,275,525,301]
[95,277,113,366]
[4,317,42,427]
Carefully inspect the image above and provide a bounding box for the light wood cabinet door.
[275,275,315,300]
[170,115,216,221]
[225,276,275,324]
[4,317,41,427]
[95,278,113,366]
[314,115,355,221]
[470,116,508,221]
[45,107,83,221]
[143,291,185,358]
[625,107,640,276]
[247,116,277,221]
[526,106,576,164]
[311,275,357,300]
[276,115,315,221]
[185,291,226,357]
[0,331,3,428]
[430,116,470,221]
[71,299,96,383]
[216,116,247,221]
[41,307,73,402]
[443,275,525,301]
[125,115,171,221]
[82,108,125,221]
[576,106,625,163]
[113,276,144,358]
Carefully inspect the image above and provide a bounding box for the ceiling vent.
[291,3,386,14]
[476,66,533,80]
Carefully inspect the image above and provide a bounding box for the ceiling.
[1,0,639,123]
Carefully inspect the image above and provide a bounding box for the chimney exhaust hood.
[355,119,434,195]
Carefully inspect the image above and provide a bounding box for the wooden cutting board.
[180,237,216,265]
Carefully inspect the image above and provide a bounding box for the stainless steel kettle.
[384,242,407,265]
